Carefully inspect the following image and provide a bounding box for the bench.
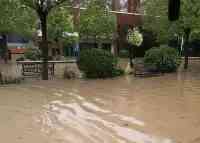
[17,61,55,77]
[17,60,76,77]
[134,61,162,77]
[21,62,54,77]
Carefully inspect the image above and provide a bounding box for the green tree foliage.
[20,0,72,80]
[144,0,200,69]
[0,0,36,36]
[0,0,36,61]
[144,0,172,43]
[79,0,116,42]
[48,6,74,43]
[144,0,200,43]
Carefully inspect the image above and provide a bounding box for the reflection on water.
[39,100,172,143]
[1,61,200,143]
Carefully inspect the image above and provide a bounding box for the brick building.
[113,0,142,53]
[72,0,143,55]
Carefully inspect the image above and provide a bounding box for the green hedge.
[24,48,41,61]
[78,48,123,78]
[144,45,181,73]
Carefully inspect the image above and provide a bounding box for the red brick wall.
[116,0,142,51]
[117,0,142,27]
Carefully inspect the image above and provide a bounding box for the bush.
[134,30,158,57]
[24,48,41,60]
[78,48,123,78]
[16,56,25,61]
[144,45,181,73]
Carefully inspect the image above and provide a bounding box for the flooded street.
[1,61,200,143]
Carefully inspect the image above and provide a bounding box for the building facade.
[72,0,142,55]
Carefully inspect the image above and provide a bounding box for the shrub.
[134,30,159,57]
[78,48,123,78]
[24,48,41,60]
[144,45,181,73]
[16,56,25,61]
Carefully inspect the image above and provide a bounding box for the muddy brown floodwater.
[1,61,200,143]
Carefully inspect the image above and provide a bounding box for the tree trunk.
[112,0,120,10]
[111,32,118,56]
[1,34,8,64]
[94,36,98,48]
[129,44,134,68]
[0,71,2,84]
[73,0,80,31]
[168,0,180,21]
[40,13,49,80]
[184,28,191,69]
